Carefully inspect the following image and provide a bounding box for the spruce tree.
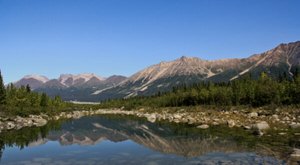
[26,84,31,93]
[0,70,6,105]
[40,93,48,107]
[293,67,299,79]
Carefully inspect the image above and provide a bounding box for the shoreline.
[0,107,300,135]
[1,107,300,163]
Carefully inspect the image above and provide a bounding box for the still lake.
[0,115,296,165]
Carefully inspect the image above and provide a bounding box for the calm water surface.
[0,115,297,165]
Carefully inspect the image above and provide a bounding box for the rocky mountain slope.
[93,41,300,100]
[14,75,49,89]
[58,73,105,87]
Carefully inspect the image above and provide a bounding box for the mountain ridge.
[15,73,125,89]
[93,41,300,100]
[13,41,300,101]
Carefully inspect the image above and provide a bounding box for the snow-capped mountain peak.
[75,73,105,81]
[23,75,49,83]
[58,73,105,87]
[14,75,50,89]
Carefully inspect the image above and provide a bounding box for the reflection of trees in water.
[0,141,3,163]
[45,115,293,160]
[0,115,296,162]
[0,120,63,161]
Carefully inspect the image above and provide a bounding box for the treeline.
[0,71,66,116]
[100,71,300,109]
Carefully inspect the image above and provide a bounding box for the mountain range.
[14,73,127,101]
[13,41,300,101]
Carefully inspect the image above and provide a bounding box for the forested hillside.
[99,71,300,109]
[0,71,66,116]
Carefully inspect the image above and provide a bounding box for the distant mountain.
[14,74,127,101]
[14,41,300,101]
[93,41,300,100]
[42,79,66,89]
[103,75,127,85]
[58,73,105,87]
[14,75,49,90]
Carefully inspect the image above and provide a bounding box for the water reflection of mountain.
[0,115,292,163]
[32,116,249,157]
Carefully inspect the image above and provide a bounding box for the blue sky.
[0,0,299,83]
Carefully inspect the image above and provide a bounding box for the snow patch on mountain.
[123,56,212,85]
[59,73,105,86]
[91,86,114,95]
[23,75,49,83]
[230,54,271,80]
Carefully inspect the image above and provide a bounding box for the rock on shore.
[0,108,299,134]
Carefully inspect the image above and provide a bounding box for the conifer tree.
[26,84,31,93]
[0,70,6,105]
[40,93,48,107]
